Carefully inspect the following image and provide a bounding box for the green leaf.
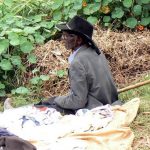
[15,86,30,94]
[53,10,62,21]
[40,21,54,29]
[8,32,20,46]
[0,82,5,89]
[33,25,41,31]
[126,17,138,28]
[3,54,11,59]
[20,41,34,53]
[15,20,24,28]
[30,76,40,85]
[3,0,13,7]
[27,54,37,64]
[102,0,112,6]
[19,36,28,45]
[46,22,54,29]
[83,3,100,15]
[8,32,18,40]
[63,6,70,17]
[0,31,6,37]
[73,1,82,10]
[123,0,132,8]
[87,16,98,25]
[34,33,45,44]
[32,68,40,74]
[11,28,23,33]
[10,38,20,46]
[40,75,50,81]
[2,75,7,79]
[32,15,42,23]
[56,70,65,78]
[103,16,111,23]
[0,90,6,97]
[136,0,142,5]
[143,5,150,17]
[140,17,150,26]
[141,0,150,4]
[24,27,36,34]
[104,23,110,26]
[111,7,124,19]
[0,59,13,70]
[133,5,142,16]
[11,89,16,95]
[28,35,35,43]
[64,0,71,6]
[68,9,77,18]
[10,56,22,66]
[0,39,9,54]
[51,0,63,10]
[19,64,26,72]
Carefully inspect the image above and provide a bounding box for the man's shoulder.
[76,46,94,58]
[71,47,94,67]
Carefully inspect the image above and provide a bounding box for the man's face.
[61,32,78,50]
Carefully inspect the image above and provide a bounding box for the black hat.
[56,16,100,55]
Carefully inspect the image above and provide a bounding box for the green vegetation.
[119,74,150,150]
[0,0,150,98]
[119,74,150,101]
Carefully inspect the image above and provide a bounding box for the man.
[35,16,120,114]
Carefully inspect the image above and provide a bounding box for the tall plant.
[0,0,83,96]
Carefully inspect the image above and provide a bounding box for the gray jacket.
[54,45,118,110]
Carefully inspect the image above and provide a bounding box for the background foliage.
[0,0,149,97]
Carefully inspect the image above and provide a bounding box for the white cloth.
[0,98,140,150]
[68,46,82,64]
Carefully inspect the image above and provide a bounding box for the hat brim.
[55,23,69,31]
[56,23,95,45]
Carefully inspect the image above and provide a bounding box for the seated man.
[35,16,121,114]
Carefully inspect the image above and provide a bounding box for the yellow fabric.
[57,127,134,150]
[59,98,140,150]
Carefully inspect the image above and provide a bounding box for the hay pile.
[25,27,150,97]
[93,27,150,87]
[31,40,70,97]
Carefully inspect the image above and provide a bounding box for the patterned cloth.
[0,128,15,136]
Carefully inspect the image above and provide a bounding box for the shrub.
[82,0,150,29]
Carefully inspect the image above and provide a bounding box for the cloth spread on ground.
[0,98,140,150]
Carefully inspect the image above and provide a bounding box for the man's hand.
[34,96,57,106]
[34,96,75,115]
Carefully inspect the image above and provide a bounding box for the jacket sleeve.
[54,61,88,110]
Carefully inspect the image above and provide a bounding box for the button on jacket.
[54,45,118,110]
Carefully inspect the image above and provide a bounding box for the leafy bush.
[0,0,149,97]
[82,0,150,29]
[0,0,82,96]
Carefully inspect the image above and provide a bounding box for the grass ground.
[119,74,150,150]
[0,74,149,149]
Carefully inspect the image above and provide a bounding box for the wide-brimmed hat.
[56,16,100,55]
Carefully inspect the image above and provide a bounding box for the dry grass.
[23,27,150,97]
[23,40,70,97]
[93,27,150,88]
